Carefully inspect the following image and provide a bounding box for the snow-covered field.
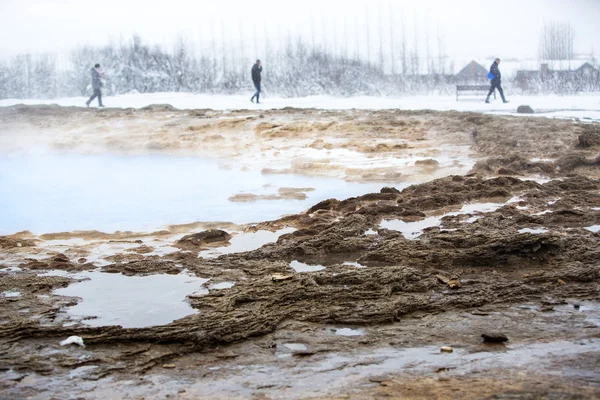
[1,92,600,120]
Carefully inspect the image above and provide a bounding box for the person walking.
[250,59,262,104]
[86,63,105,108]
[486,58,508,104]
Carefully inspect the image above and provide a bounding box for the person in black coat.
[486,58,508,103]
[250,59,262,104]
[86,63,105,107]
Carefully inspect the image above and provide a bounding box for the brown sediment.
[1,105,600,398]
[3,105,600,181]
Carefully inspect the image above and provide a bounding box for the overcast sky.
[1,0,599,63]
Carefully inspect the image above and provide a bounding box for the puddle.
[39,270,74,277]
[53,271,209,328]
[172,338,600,399]
[0,267,22,273]
[334,328,366,336]
[2,291,21,298]
[69,366,99,379]
[209,282,235,290]
[283,343,308,351]
[380,202,505,239]
[518,228,549,234]
[585,225,600,233]
[363,229,378,235]
[290,260,325,273]
[554,302,600,327]
[342,261,366,268]
[0,153,397,234]
[199,228,296,258]
[380,216,444,239]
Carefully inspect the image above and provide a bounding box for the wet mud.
[1,105,600,399]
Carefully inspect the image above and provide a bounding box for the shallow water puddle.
[334,328,366,336]
[0,153,394,234]
[209,282,235,290]
[380,216,444,239]
[53,271,208,328]
[199,228,296,258]
[380,201,506,239]
[342,261,367,268]
[554,302,600,327]
[518,228,549,234]
[290,260,325,272]
[2,291,21,298]
[585,225,600,233]
[283,343,308,351]
[177,338,600,399]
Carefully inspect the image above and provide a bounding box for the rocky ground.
[1,105,600,399]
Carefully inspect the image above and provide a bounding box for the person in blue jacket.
[486,58,508,104]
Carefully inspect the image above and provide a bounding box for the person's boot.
[256,94,260,104]
[250,96,255,103]
[485,96,490,104]
[503,100,509,103]
[85,101,90,107]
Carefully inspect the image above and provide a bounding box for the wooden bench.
[456,85,496,101]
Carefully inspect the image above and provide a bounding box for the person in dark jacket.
[486,58,508,103]
[86,63,104,107]
[250,59,262,104]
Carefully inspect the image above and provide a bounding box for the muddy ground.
[1,105,600,399]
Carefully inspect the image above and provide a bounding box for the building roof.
[455,60,488,82]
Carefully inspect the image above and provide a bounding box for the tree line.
[0,19,595,100]
[0,33,458,100]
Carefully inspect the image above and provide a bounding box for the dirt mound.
[470,155,557,176]
[578,124,600,148]
[139,104,179,111]
[176,229,231,250]
[0,236,35,248]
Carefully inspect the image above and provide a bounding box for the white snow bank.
[1,92,599,119]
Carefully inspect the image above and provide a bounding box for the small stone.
[17,242,22,247]
[481,333,508,343]
[440,346,453,353]
[271,273,293,282]
[447,278,461,289]
[574,304,580,309]
[369,375,393,383]
[557,279,566,285]
[178,389,186,394]
[517,105,534,114]
[162,364,176,369]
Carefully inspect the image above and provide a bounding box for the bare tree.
[436,25,446,75]
[410,12,420,75]
[400,13,407,75]
[310,14,316,51]
[220,20,228,77]
[378,5,385,72]
[389,2,395,75]
[538,21,576,65]
[354,16,361,61]
[424,17,431,74]
[365,6,371,64]
[343,18,350,59]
